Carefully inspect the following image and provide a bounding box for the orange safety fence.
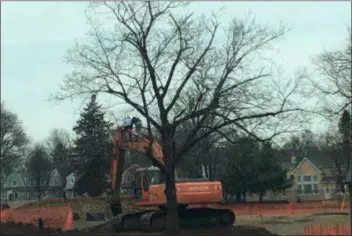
[193,201,349,217]
[304,223,349,235]
[0,205,73,231]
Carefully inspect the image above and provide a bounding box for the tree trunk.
[162,133,180,236]
[236,192,241,201]
[165,165,179,235]
[37,188,41,201]
[62,189,67,200]
[259,191,264,202]
[61,177,67,201]
[242,191,247,202]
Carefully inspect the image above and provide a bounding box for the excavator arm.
[110,126,164,193]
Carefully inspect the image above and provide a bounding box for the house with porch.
[1,169,62,201]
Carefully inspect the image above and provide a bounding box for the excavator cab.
[133,166,164,201]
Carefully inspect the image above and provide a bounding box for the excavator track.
[109,207,235,232]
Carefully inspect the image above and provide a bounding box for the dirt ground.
[0,222,276,236]
[2,198,348,235]
[1,213,348,235]
[69,213,349,235]
[235,214,348,235]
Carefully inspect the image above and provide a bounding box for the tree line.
[1,98,350,202]
[0,95,113,199]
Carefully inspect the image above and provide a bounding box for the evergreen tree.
[250,142,287,202]
[72,94,113,197]
[223,139,288,202]
[26,144,53,200]
[338,110,351,191]
[338,110,351,140]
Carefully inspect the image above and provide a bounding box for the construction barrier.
[193,201,349,217]
[304,223,349,235]
[0,205,73,231]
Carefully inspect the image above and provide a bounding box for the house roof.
[304,150,334,169]
[291,157,322,175]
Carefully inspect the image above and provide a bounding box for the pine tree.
[337,110,351,192]
[72,94,113,197]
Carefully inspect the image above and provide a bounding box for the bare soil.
[2,214,348,236]
[3,198,348,236]
[0,222,276,236]
[235,214,348,235]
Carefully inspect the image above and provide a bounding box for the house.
[64,172,76,199]
[1,169,62,202]
[288,153,347,201]
[245,149,348,202]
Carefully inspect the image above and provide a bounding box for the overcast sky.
[2,1,351,143]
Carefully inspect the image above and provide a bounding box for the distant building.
[247,149,349,202]
[1,169,62,201]
[64,172,76,199]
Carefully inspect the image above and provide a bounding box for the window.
[14,192,18,199]
[297,175,319,196]
[12,180,16,187]
[303,176,311,182]
[54,177,59,185]
[70,177,74,184]
[29,179,33,186]
[304,184,312,194]
[297,176,301,182]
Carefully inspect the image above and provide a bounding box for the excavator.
[104,123,235,231]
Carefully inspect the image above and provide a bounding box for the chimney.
[291,156,297,165]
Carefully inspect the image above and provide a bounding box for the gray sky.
[2,1,351,143]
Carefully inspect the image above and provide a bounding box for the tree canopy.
[0,102,29,182]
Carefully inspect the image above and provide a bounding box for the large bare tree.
[310,28,351,118]
[56,2,305,234]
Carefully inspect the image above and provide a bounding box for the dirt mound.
[0,222,278,236]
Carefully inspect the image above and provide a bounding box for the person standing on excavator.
[131,117,142,134]
[122,116,142,140]
[122,116,132,140]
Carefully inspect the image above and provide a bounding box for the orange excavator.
[104,123,235,231]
